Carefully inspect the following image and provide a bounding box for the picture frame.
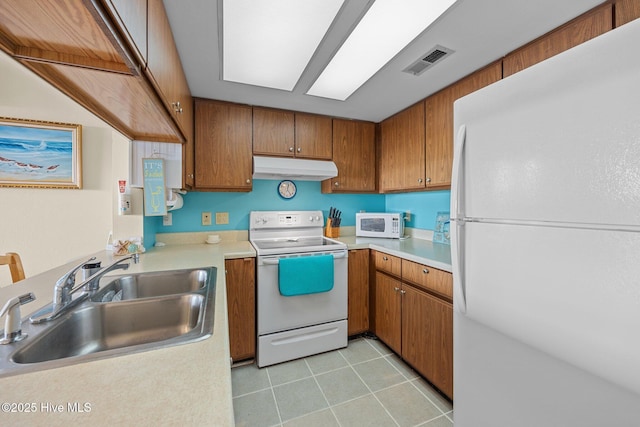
[0,117,82,189]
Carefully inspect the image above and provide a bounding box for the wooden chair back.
[0,252,26,283]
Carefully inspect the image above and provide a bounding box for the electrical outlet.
[202,212,212,226]
[216,212,229,225]
[163,213,172,226]
[406,211,411,221]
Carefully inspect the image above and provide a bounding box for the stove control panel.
[250,211,324,229]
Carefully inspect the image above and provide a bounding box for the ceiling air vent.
[403,45,455,76]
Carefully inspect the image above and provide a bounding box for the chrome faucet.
[53,256,96,312]
[31,255,136,324]
[0,293,36,344]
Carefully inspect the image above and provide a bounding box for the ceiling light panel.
[223,0,344,91]
[307,0,456,101]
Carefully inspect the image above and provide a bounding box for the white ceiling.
[163,0,605,123]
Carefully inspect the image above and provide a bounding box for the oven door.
[257,249,348,336]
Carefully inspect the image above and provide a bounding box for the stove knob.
[315,215,321,222]
[309,216,314,222]
[261,217,268,224]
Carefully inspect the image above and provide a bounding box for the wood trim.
[503,3,613,77]
[15,46,133,74]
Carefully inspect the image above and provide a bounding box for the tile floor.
[232,337,454,427]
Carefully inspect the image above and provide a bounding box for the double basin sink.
[0,267,216,377]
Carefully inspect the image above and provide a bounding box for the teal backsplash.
[144,179,450,247]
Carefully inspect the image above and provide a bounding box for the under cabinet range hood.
[253,156,338,181]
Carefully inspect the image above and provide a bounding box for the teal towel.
[278,255,334,296]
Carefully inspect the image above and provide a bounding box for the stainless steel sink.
[90,268,208,302]
[0,267,216,377]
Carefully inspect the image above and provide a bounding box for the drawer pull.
[394,287,400,292]
[383,256,388,261]
[422,268,429,274]
[400,289,406,295]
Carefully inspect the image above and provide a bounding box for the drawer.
[374,251,401,278]
[401,259,453,299]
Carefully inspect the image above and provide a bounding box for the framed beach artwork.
[0,117,82,189]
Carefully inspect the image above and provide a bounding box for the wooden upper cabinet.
[146,0,192,138]
[0,0,192,144]
[26,60,183,142]
[379,102,426,192]
[104,0,148,66]
[425,61,501,189]
[503,4,613,77]
[322,119,376,193]
[615,0,640,26]
[294,113,333,160]
[0,0,136,74]
[194,99,253,191]
[252,108,295,157]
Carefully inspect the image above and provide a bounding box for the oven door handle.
[262,252,347,265]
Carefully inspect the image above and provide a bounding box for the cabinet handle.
[400,289,406,295]
[334,182,339,187]
[189,174,194,179]
[394,287,400,292]
[297,147,301,153]
[418,178,423,183]
[422,268,429,274]
[426,177,432,183]
[289,147,294,152]
[246,179,251,184]
[383,256,388,261]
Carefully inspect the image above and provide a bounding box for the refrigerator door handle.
[451,124,467,313]
[451,124,466,221]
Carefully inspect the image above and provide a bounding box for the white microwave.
[356,213,404,239]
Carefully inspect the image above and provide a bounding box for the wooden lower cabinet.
[374,272,402,354]
[347,249,370,336]
[225,258,256,362]
[372,251,453,399]
[402,284,453,399]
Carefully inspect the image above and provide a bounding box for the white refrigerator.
[451,18,640,427]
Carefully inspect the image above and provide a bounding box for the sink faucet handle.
[0,292,36,344]
[56,256,97,289]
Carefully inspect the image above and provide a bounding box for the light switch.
[216,212,229,225]
[163,213,172,226]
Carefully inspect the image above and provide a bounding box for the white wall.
[0,51,143,286]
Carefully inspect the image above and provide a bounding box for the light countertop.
[337,235,452,272]
[0,233,448,426]
[0,241,255,427]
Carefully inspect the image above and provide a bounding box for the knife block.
[324,219,340,238]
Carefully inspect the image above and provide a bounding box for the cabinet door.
[379,102,425,192]
[294,113,333,160]
[615,0,640,26]
[252,107,295,157]
[402,284,453,399]
[503,4,612,77]
[425,62,501,189]
[374,272,402,354]
[348,249,370,336]
[324,119,376,193]
[105,0,148,65]
[225,258,256,362]
[194,100,253,190]
[147,0,191,139]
